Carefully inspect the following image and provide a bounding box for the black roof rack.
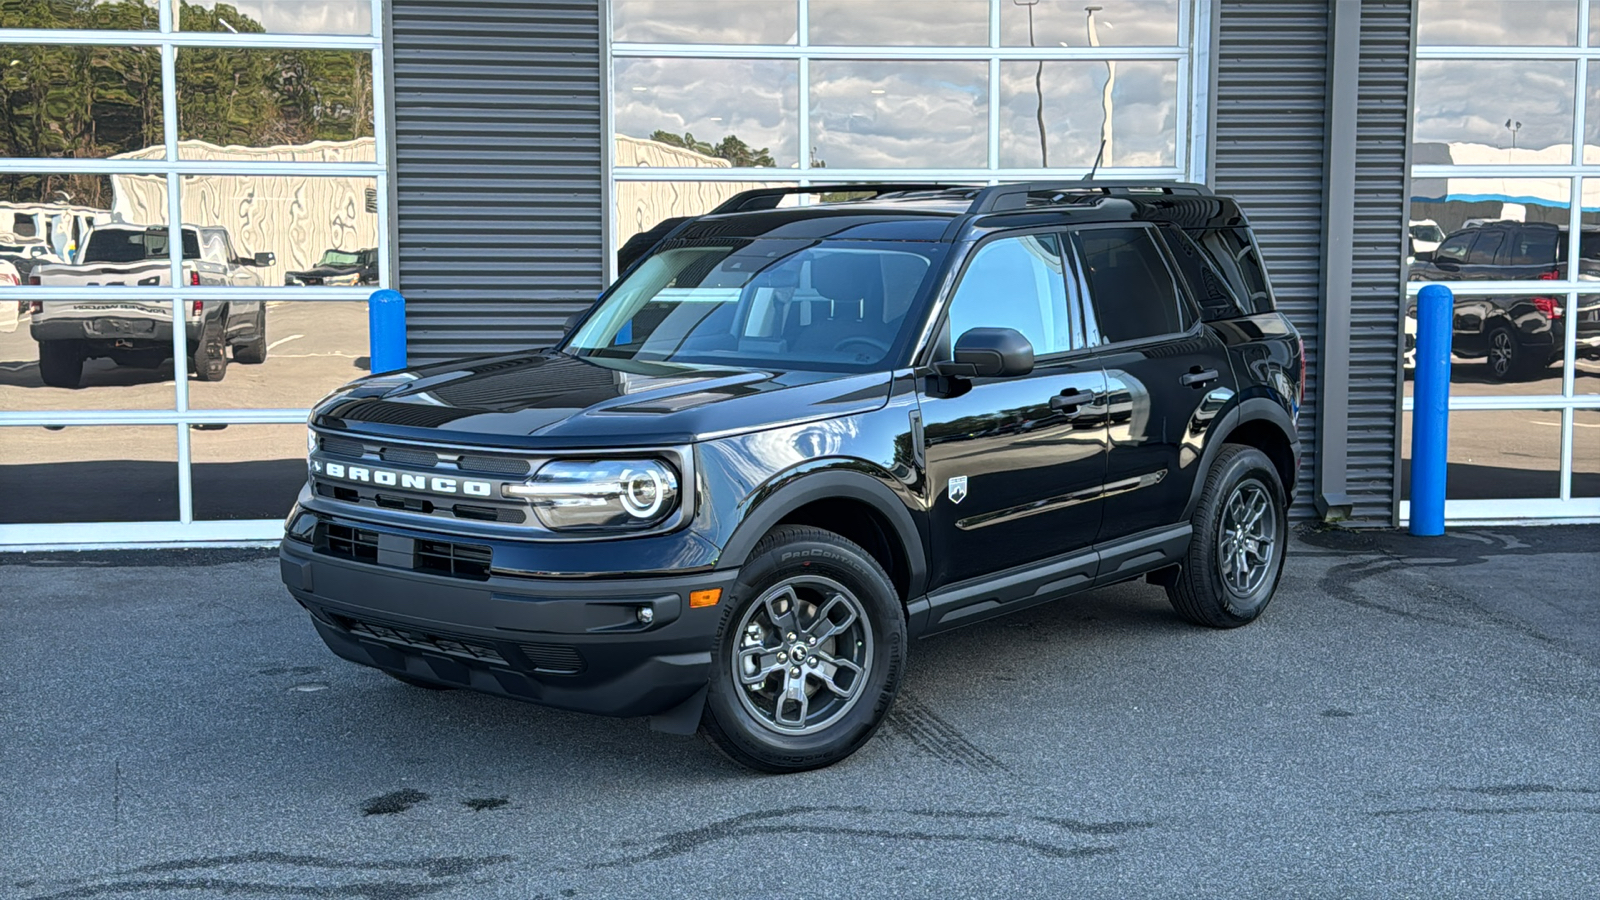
[968,180,1214,213]
[708,183,975,214]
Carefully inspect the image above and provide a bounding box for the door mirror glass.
[944,327,1035,377]
[253,251,276,267]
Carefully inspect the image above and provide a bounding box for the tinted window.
[946,234,1076,356]
[568,239,942,372]
[81,228,201,263]
[1159,226,1247,321]
[1193,228,1273,313]
[1072,227,1188,343]
[1511,228,1560,267]
[1434,233,1472,263]
[1465,231,1504,265]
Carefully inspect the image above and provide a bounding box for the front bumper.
[280,532,736,719]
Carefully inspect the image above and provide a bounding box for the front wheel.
[1167,444,1288,628]
[701,525,906,773]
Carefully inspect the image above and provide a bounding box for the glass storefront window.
[1401,409,1565,500]
[174,0,373,35]
[808,0,988,46]
[1416,1,1579,47]
[613,58,799,169]
[0,0,158,29]
[177,175,380,289]
[1401,293,1572,392]
[1413,60,1576,164]
[0,45,163,159]
[809,60,989,169]
[189,424,309,520]
[186,300,371,409]
[0,425,179,524]
[610,0,798,45]
[998,59,1177,168]
[1575,410,1600,495]
[1586,61,1600,165]
[614,179,799,253]
[1407,177,1573,275]
[175,48,374,156]
[1000,0,1180,48]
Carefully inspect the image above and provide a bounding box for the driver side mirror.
[935,327,1035,378]
[253,251,276,267]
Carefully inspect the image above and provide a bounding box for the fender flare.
[715,465,928,603]
[1182,396,1301,520]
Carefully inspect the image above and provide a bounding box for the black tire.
[1485,326,1547,382]
[701,525,906,773]
[384,671,457,691]
[1166,444,1288,629]
[191,317,229,382]
[37,340,84,388]
[233,305,268,364]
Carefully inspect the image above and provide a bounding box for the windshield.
[1409,224,1444,243]
[82,228,200,264]
[566,239,944,372]
[318,250,363,266]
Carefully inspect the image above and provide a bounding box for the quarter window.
[946,234,1076,356]
[1072,227,1189,343]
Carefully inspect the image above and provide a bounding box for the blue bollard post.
[368,289,407,374]
[1409,283,1453,536]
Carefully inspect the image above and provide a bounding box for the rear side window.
[1191,227,1274,314]
[1511,229,1559,267]
[1071,227,1189,344]
[1159,225,1248,321]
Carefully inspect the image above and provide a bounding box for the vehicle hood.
[290,264,367,277]
[311,351,895,448]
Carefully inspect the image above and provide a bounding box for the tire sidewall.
[704,531,905,771]
[1192,447,1288,625]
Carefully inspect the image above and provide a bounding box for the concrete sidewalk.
[2,526,1597,898]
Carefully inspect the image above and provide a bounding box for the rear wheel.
[701,525,906,773]
[37,340,84,388]
[1486,326,1547,381]
[191,318,229,382]
[233,305,268,364]
[1167,444,1288,628]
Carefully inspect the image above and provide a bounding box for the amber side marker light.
[689,588,722,608]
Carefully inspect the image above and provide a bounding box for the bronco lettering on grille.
[312,459,493,497]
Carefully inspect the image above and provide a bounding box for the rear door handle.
[1050,389,1095,415]
[1179,368,1219,388]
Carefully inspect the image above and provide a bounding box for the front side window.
[1072,226,1189,343]
[1434,232,1472,264]
[567,240,943,371]
[945,233,1077,356]
[1465,231,1504,266]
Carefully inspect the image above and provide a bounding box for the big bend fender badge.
[947,475,968,504]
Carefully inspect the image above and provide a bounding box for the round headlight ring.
[619,466,666,519]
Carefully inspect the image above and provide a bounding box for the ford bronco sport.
[280,182,1303,772]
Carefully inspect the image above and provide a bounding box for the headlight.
[326,272,362,286]
[505,459,680,531]
[306,426,317,454]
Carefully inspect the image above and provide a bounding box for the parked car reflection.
[284,247,377,286]
[1408,221,1600,380]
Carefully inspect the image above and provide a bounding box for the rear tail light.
[189,270,200,286]
[1531,296,1564,319]
[28,274,41,286]
[191,300,203,315]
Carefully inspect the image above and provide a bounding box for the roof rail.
[708,183,974,215]
[968,180,1214,214]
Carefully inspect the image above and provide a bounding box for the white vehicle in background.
[1407,219,1444,263]
[0,258,20,333]
[28,224,275,387]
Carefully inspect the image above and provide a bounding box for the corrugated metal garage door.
[1211,0,1412,524]
[390,0,604,363]
[1211,0,1332,519]
[1348,1,1413,525]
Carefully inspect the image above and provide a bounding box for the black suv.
[279,183,1304,772]
[1408,221,1600,380]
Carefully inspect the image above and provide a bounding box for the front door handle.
[1050,389,1095,415]
[1179,367,1219,388]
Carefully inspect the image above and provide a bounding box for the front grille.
[323,523,379,563]
[342,617,509,666]
[320,435,366,458]
[415,538,493,580]
[519,643,585,674]
[380,446,439,468]
[459,454,530,476]
[311,432,538,524]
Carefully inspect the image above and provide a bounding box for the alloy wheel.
[1217,479,1277,602]
[732,575,873,736]
[1489,330,1513,378]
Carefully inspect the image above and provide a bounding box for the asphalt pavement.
[2,526,1598,898]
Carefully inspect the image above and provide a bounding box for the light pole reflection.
[1014,0,1049,167]
[1087,5,1114,168]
